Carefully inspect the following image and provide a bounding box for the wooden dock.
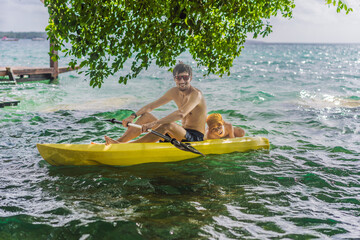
[0,66,79,84]
[1,41,79,85]
[1,38,81,107]
[0,45,79,108]
[0,98,20,108]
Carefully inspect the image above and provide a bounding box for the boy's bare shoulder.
[224,121,233,128]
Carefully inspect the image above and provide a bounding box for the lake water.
[1,40,359,239]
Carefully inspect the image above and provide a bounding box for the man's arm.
[140,90,202,132]
[135,89,174,116]
[122,89,174,127]
[156,90,202,125]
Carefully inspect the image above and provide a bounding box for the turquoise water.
[1,40,359,239]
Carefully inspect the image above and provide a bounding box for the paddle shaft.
[109,119,173,141]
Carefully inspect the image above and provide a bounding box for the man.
[105,62,207,144]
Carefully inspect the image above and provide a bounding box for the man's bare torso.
[171,86,207,134]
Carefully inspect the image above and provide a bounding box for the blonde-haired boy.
[205,113,245,139]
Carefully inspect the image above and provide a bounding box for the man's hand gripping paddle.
[104,119,205,157]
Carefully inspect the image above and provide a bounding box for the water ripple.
[1,42,360,238]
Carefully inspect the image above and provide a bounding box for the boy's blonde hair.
[206,113,224,129]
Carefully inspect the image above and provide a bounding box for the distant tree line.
[0,32,47,39]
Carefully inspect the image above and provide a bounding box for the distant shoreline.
[1,32,358,44]
[0,31,47,39]
[246,40,360,45]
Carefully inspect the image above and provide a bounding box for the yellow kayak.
[36,137,269,166]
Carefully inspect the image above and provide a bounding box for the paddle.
[104,118,205,157]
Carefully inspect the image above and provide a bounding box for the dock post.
[49,39,59,84]
[5,67,17,85]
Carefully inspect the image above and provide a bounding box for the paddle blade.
[170,139,205,157]
[103,118,123,124]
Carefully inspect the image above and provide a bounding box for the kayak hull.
[36,137,269,166]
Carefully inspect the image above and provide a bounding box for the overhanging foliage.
[44,0,352,88]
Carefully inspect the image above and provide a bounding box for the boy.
[205,113,245,139]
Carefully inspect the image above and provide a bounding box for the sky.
[264,0,360,43]
[0,0,359,43]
